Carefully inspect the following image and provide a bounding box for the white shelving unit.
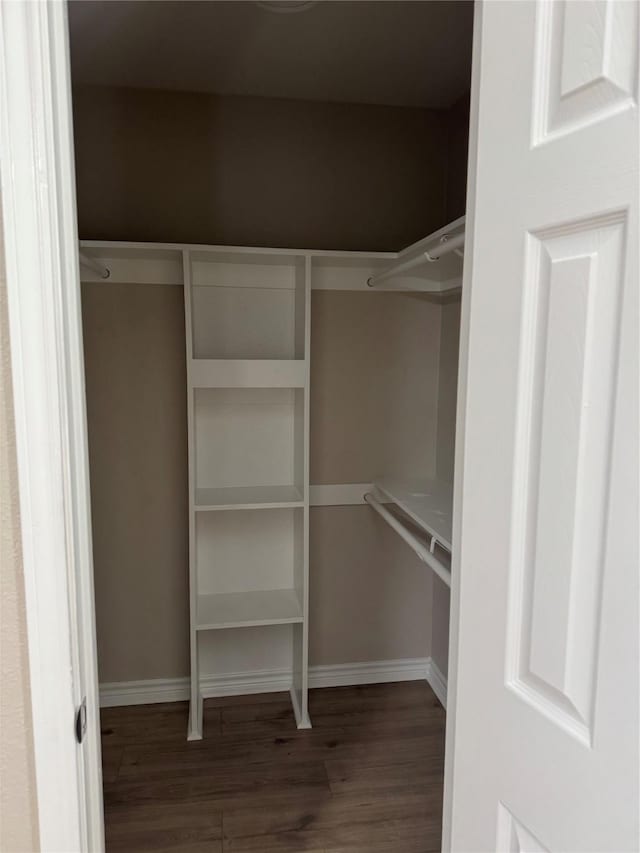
[78,217,464,738]
[184,248,311,739]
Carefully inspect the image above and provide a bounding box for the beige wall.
[72,87,449,252]
[311,291,441,484]
[310,290,440,665]
[310,506,431,664]
[81,283,189,682]
[81,283,442,681]
[0,205,39,851]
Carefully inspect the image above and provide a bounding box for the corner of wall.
[444,91,472,223]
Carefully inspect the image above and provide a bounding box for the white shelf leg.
[290,686,311,729]
[291,620,311,729]
[184,250,203,741]
[187,629,203,740]
[187,695,203,741]
[290,258,312,730]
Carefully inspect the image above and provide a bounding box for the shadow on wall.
[72,86,463,252]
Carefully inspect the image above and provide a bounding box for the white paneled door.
[447,1,638,850]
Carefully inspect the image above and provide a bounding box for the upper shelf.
[366,216,465,292]
[78,227,463,293]
[374,478,453,552]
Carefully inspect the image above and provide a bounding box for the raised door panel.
[506,214,626,745]
[534,0,638,142]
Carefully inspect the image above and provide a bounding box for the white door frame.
[0,1,103,850]
[442,1,482,846]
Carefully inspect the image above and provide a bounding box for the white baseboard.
[425,658,448,709]
[100,677,189,707]
[309,657,430,688]
[99,656,447,709]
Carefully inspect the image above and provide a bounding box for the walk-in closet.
[3,0,637,848]
[71,1,473,848]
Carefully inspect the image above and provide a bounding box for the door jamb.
[441,1,483,848]
[0,1,104,849]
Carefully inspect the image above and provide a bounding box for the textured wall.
[0,203,40,851]
[72,87,449,252]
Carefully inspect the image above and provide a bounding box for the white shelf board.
[191,359,305,389]
[371,215,465,289]
[196,588,303,630]
[195,485,304,511]
[374,478,453,551]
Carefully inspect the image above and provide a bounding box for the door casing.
[0,1,104,849]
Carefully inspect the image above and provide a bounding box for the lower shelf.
[196,588,303,631]
[195,485,304,511]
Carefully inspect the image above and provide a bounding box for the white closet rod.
[78,251,110,279]
[364,492,451,588]
[367,231,465,287]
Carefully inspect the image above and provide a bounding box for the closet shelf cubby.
[193,386,305,507]
[185,248,311,738]
[196,589,303,631]
[190,251,307,361]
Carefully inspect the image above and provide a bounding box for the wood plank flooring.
[101,681,446,853]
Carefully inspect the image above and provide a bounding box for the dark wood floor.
[101,681,446,853]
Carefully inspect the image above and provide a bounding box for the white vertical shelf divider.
[184,250,202,740]
[184,248,311,739]
[291,255,312,728]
